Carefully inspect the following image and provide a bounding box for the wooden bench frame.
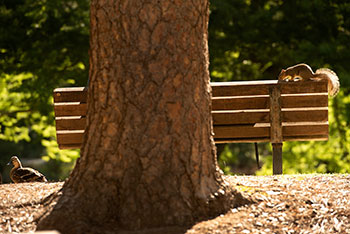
[53,80,329,174]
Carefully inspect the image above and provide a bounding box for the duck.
[8,156,47,183]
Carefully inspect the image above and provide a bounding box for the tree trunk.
[38,0,243,232]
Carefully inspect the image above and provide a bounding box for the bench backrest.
[54,80,328,149]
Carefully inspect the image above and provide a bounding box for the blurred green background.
[0,0,349,182]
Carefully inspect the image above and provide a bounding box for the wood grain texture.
[212,123,328,140]
[282,109,328,122]
[211,80,327,97]
[212,109,328,125]
[56,130,84,145]
[53,87,87,103]
[281,94,328,108]
[55,117,86,130]
[212,110,269,125]
[272,143,283,175]
[57,144,83,149]
[212,96,269,110]
[54,103,87,116]
[213,125,270,139]
[214,134,328,143]
[269,85,282,143]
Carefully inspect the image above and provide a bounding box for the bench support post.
[272,143,283,174]
[269,85,283,175]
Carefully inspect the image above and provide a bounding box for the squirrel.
[278,63,340,97]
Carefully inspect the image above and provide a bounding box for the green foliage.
[211,0,350,175]
[209,0,350,86]
[0,73,32,142]
[0,0,89,180]
[218,143,261,175]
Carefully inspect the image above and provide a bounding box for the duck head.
[7,156,22,169]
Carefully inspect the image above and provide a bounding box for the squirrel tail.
[315,68,340,97]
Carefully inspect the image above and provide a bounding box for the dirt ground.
[0,174,349,234]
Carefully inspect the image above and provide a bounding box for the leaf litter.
[188,174,350,234]
[0,182,63,233]
[0,175,350,234]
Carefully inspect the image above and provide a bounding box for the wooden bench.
[53,80,329,174]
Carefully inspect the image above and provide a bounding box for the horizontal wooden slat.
[211,81,273,96]
[212,94,327,111]
[213,123,328,140]
[56,133,329,147]
[53,87,87,103]
[283,135,328,142]
[212,96,269,110]
[213,110,269,125]
[56,130,84,145]
[282,109,328,122]
[55,117,86,130]
[213,125,270,139]
[281,94,328,108]
[283,124,328,137]
[55,123,328,146]
[280,81,327,94]
[215,134,328,144]
[253,122,328,127]
[58,144,82,150]
[214,137,271,144]
[54,103,87,116]
[211,80,327,97]
[213,109,328,125]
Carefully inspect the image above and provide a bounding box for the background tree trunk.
[38,0,242,232]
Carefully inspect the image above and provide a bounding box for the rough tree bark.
[38,0,245,233]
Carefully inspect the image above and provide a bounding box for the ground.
[0,174,349,234]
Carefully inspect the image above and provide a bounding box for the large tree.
[38,0,245,232]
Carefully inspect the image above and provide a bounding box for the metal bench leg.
[272,143,283,175]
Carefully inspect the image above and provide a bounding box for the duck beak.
[7,161,11,166]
